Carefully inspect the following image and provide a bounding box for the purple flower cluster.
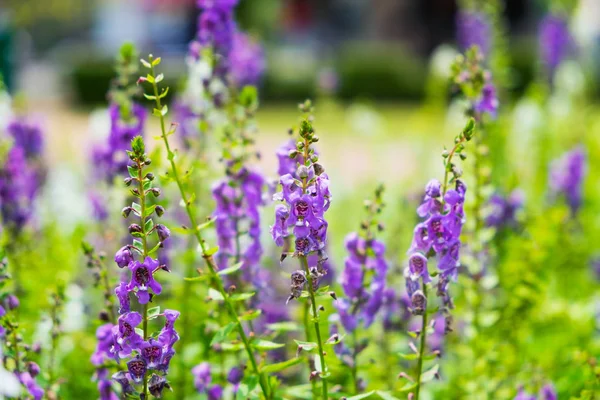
[229,32,266,87]
[456,11,491,57]
[93,103,147,182]
[6,117,44,160]
[406,178,467,311]
[0,147,38,232]
[515,383,557,400]
[192,362,243,399]
[473,79,499,119]
[336,232,388,332]
[539,14,572,79]
[486,189,524,228]
[212,168,266,279]
[548,145,586,214]
[190,0,238,63]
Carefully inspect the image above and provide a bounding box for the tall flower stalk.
[402,117,476,399]
[139,55,271,399]
[332,185,388,394]
[109,136,178,399]
[271,101,332,399]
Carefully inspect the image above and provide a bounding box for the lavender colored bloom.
[89,191,109,221]
[456,11,491,57]
[486,189,524,228]
[514,388,535,400]
[6,117,44,159]
[474,82,499,118]
[540,384,557,400]
[113,312,143,358]
[194,0,238,62]
[127,357,147,384]
[97,368,119,400]
[127,257,162,304]
[0,147,38,231]
[18,372,44,400]
[275,140,298,177]
[5,294,19,310]
[156,224,170,243]
[94,103,146,182]
[26,362,40,378]
[230,32,266,87]
[381,288,411,331]
[539,14,572,79]
[212,168,266,280]
[91,323,116,365]
[115,246,134,269]
[549,145,586,214]
[192,362,212,392]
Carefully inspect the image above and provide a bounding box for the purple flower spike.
[456,11,492,57]
[230,32,266,87]
[549,145,586,215]
[539,14,573,79]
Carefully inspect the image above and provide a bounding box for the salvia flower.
[0,146,38,233]
[6,117,44,160]
[456,11,492,57]
[486,189,524,228]
[107,136,178,397]
[230,31,266,87]
[548,145,586,215]
[271,104,332,302]
[539,14,573,80]
[192,362,223,399]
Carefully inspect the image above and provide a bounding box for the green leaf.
[151,57,161,66]
[252,340,285,351]
[183,275,209,282]
[398,353,419,360]
[261,357,303,374]
[208,288,224,301]
[131,202,142,214]
[294,340,317,352]
[143,93,157,100]
[127,165,138,178]
[240,309,262,321]
[147,306,160,320]
[144,219,154,233]
[143,180,152,191]
[230,292,255,302]
[220,342,245,352]
[376,391,401,400]
[132,239,143,251]
[204,246,219,257]
[158,87,170,99]
[345,391,375,400]
[398,382,418,393]
[266,322,299,332]
[217,261,243,276]
[420,364,439,383]
[196,219,215,231]
[140,59,151,68]
[144,205,157,218]
[210,322,236,346]
[155,73,164,83]
[160,105,168,116]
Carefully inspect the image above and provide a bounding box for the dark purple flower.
[140,338,163,369]
[27,362,40,378]
[227,367,243,385]
[486,189,524,228]
[115,282,131,314]
[113,312,143,357]
[149,374,170,398]
[126,357,147,384]
[127,257,163,304]
[539,383,557,400]
[456,11,492,57]
[156,224,170,243]
[474,82,499,118]
[192,362,212,392]
[539,14,573,79]
[549,145,586,214]
[5,294,19,310]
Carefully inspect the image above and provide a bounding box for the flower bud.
[155,205,165,217]
[411,290,427,315]
[99,310,110,322]
[128,224,143,235]
[6,294,19,310]
[297,165,309,179]
[313,163,325,176]
[115,246,134,268]
[145,172,155,181]
[27,361,40,377]
[122,207,133,218]
[124,177,133,186]
[150,188,161,197]
[156,224,170,242]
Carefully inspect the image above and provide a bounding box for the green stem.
[148,61,270,400]
[303,301,318,397]
[137,160,150,399]
[299,256,328,400]
[351,330,359,394]
[414,284,429,400]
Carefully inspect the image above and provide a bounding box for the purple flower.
[514,388,535,400]
[212,168,266,280]
[18,372,44,400]
[193,0,238,64]
[148,374,170,398]
[7,117,44,159]
[91,323,116,365]
[539,383,557,400]
[5,294,19,310]
[456,11,491,57]
[539,14,573,79]
[408,253,431,283]
[115,282,131,314]
[474,82,499,118]
[275,140,298,177]
[156,224,170,243]
[115,246,134,268]
[127,357,147,384]
[27,362,40,378]
[127,257,163,304]
[230,31,266,87]
[89,191,109,221]
[486,189,524,228]
[192,362,212,392]
[0,146,38,232]
[549,145,586,214]
[113,312,143,357]
[140,339,163,369]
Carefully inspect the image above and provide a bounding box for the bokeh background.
[1,0,600,399]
